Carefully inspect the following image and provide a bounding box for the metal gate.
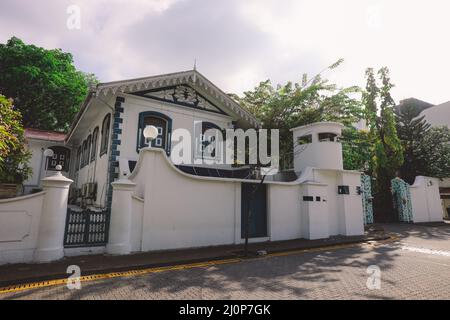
[391,177,413,222]
[64,207,111,247]
[361,174,374,224]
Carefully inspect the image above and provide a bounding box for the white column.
[106,179,136,255]
[34,171,73,262]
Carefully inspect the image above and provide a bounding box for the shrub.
[0,94,32,184]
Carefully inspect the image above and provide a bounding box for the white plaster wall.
[313,170,340,236]
[299,183,330,240]
[294,142,343,173]
[304,168,363,237]
[130,149,239,252]
[410,176,443,222]
[0,192,45,264]
[268,184,302,241]
[130,195,144,252]
[337,171,364,235]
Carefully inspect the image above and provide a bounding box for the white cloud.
[1,0,450,104]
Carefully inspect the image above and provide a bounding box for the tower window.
[318,132,338,142]
[297,134,312,145]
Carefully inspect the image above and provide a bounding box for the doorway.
[241,183,268,238]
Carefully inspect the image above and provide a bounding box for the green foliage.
[236,59,364,157]
[0,94,32,184]
[364,67,403,188]
[414,127,450,179]
[341,127,371,171]
[0,95,20,161]
[395,102,450,182]
[0,37,94,131]
[363,67,403,221]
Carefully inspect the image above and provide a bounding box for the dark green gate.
[64,207,110,247]
[241,183,267,238]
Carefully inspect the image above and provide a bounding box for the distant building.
[419,100,450,216]
[395,97,434,116]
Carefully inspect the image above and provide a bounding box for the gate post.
[106,178,136,255]
[34,170,73,262]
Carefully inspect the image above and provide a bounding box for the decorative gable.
[131,85,227,115]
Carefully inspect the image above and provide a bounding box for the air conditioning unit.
[81,182,97,200]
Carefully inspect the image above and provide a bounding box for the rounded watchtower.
[290,122,344,173]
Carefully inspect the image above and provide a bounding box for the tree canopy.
[234,59,364,162]
[395,100,450,183]
[0,37,95,132]
[364,67,404,221]
[0,94,31,183]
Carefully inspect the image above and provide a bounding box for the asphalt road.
[1,223,449,300]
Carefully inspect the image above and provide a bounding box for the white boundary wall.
[0,172,72,265]
[106,148,365,255]
[410,176,443,223]
[0,192,45,264]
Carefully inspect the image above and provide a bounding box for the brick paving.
[1,223,449,300]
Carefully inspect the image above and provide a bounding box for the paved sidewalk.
[2,223,449,300]
[0,230,388,287]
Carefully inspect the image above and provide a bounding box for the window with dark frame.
[100,114,111,156]
[297,134,312,145]
[75,146,81,171]
[137,111,172,154]
[197,121,223,160]
[86,134,92,165]
[91,127,99,163]
[46,146,71,172]
[318,132,338,142]
[81,140,88,167]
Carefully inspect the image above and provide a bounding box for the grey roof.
[395,97,434,115]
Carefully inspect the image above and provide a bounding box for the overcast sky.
[1,0,449,104]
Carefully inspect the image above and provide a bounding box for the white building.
[1,70,445,264]
[419,101,450,217]
[23,129,68,194]
[1,69,370,264]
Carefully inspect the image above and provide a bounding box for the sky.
[1,0,450,105]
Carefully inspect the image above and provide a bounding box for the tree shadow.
[3,242,402,300]
[380,222,450,241]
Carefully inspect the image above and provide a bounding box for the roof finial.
[193,58,197,83]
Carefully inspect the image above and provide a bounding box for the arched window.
[137,111,172,153]
[91,127,99,162]
[196,121,223,160]
[75,146,81,172]
[86,134,92,165]
[81,140,88,167]
[100,114,111,156]
[46,146,71,171]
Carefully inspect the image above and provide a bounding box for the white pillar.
[106,179,136,255]
[34,171,73,262]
